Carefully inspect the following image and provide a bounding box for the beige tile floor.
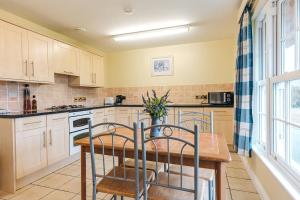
[0,153,261,200]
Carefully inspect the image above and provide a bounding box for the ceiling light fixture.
[113,25,190,41]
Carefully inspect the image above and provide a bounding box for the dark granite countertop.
[0,103,233,118]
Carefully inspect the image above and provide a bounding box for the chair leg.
[120,196,124,200]
[113,194,117,200]
[92,184,97,200]
[208,181,212,200]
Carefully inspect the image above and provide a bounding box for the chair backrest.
[178,110,214,134]
[88,121,140,199]
[137,109,167,128]
[140,123,200,200]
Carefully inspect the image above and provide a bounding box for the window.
[254,0,300,186]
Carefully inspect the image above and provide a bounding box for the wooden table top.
[75,128,231,163]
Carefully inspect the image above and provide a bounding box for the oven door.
[69,129,89,155]
[69,115,90,133]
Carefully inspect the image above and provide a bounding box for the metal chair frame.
[88,121,140,200]
[141,123,201,200]
[178,110,214,134]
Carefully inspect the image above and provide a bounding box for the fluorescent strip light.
[113,25,190,41]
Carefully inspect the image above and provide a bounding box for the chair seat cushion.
[168,165,215,181]
[147,172,207,200]
[123,158,164,173]
[96,166,154,198]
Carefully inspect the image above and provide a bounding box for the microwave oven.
[208,92,234,105]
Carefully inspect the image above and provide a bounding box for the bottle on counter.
[23,84,31,113]
[32,95,37,112]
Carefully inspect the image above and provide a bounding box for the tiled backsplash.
[0,75,233,112]
[0,75,105,112]
[105,83,234,105]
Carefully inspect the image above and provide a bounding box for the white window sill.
[252,146,300,200]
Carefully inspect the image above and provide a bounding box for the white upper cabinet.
[0,21,28,81]
[0,20,54,83]
[27,31,54,83]
[53,40,79,76]
[92,54,104,87]
[69,50,104,87]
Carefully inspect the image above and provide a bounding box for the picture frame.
[151,56,174,76]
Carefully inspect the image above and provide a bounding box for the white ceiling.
[0,0,242,52]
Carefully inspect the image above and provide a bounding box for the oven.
[69,110,92,155]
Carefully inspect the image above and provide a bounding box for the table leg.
[81,146,87,200]
[216,162,226,200]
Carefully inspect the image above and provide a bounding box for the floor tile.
[0,185,33,200]
[40,190,76,200]
[226,189,232,200]
[227,161,245,169]
[226,168,250,179]
[10,185,53,200]
[227,177,257,193]
[56,164,81,177]
[34,174,73,189]
[231,190,261,200]
[60,177,82,194]
[230,153,241,161]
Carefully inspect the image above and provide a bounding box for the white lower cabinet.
[16,113,69,179]
[46,113,69,165]
[16,126,47,179]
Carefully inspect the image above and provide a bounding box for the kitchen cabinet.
[0,20,53,83]
[115,108,131,126]
[15,116,47,179]
[53,40,79,76]
[69,50,104,87]
[46,113,69,165]
[0,21,27,81]
[27,31,54,83]
[92,109,105,134]
[203,107,234,144]
[92,54,104,87]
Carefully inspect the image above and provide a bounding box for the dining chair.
[140,123,207,200]
[178,110,214,134]
[174,109,215,200]
[88,121,154,200]
[123,110,165,174]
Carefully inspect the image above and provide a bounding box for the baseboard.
[241,157,270,200]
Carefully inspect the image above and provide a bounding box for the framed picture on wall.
[151,56,174,76]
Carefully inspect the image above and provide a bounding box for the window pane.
[259,85,266,113]
[260,114,267,144]
[274,83,285,119]
[274,120,286,159]
[290,125,300,172]
[281,0,297,72]
[290,79,300,125]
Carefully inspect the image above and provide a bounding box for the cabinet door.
[204,108,234,144]
[79,50,93,86]
[92,109,105,134]
[47,113,69,165]
[27,31,53,82]
[16,127,47,179]
[0,21,28,81]
[53,41,79,75]
[92,55,104,87]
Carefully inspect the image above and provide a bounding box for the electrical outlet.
[195,95,201,99]
[201,95,208,100]
[74,97,79,102]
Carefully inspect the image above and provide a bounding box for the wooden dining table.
[76,128,231,200]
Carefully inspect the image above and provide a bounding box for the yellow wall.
[244,152,294,200]
[106,39,235,87]
[0,8,105,56]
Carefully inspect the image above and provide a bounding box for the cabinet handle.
[52,117,66,121]
[24,60,28,76]
[43,131,46,148]
[49,129,52,146]
[24,120,42,125]
[30,61,34,76]
[64,70,74,74]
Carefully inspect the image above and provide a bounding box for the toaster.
[104,97,114,105]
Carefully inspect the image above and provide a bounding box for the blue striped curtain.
[234,5,254,157]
